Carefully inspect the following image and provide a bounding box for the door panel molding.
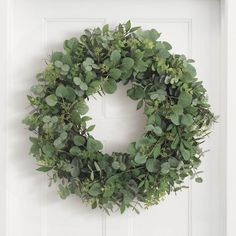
[0,0,8,235]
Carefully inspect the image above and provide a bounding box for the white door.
[5,0,224,236]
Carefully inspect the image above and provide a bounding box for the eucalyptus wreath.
[23,21,216,214]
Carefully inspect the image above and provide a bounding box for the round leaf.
[109,68,122,80]
[134,153,147,164]
[45,94,57,107]
[103,79,117,94]
[73,135,86,146]
[146,159,160,173]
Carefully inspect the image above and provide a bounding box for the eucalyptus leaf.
[109,68,122,80]
[122,57,134,70]
[70,158,80,177]
[102,79,117,94]
[88,183,102,197]
[73,135,86,146]
[134,153,147,164]
[146,159,160,173]
[110,50,121,65]
[178,91,192,108]
[87,137,103,152]
[181,114,194,126]
[180,143,191,161]
[45,94,57,107]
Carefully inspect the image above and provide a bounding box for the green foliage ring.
[23,21,216,214]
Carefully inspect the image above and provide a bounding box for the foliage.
[23,21,216,214]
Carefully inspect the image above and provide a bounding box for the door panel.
[6,0,222,236]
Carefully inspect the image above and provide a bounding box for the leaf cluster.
[23,20,216,214]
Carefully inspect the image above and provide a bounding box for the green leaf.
[127,143,136,156]
[61,64,70,72]
[137,28,161,41]
[178,91,192,108]
[102,24,109,34]
[119,163,126,171]
[73,77,81,85]
[103,185,115,198]
[168,157,179,168]
[53,137,64,149]
[87,137,103,152]
[109,68,121,80]
[90,171,94,181]
[30,85,44,95]
[130,26,141,33]
[71,110,81,124]
[120,203,126,214]
[146,159,160,173]
[42,116,51,123]
[64,37,79,52]
[87,125,95,132]
[180,143,190,160]
[125,20,131,31]
[51,51,63,62]
[70,158,80,177]
[145,125,163,136]
[150,89,167,101]
[136,100,143,110]
[80,82,88,91]
[45,94,57,107]
[83,57,94,66]
[42,144,55,157]
[152,143,161,158]
[172,105,183,115]
[56,85,76,101]
[61,54,72,66]
[181,114,194,126]
[122,57,134,70]
[60,131,68,140]
[82,116,92,122]
[88,183,102,197]
[103,79,117,94]
[134,153,147,164]
[91,200,97,209]
[54,60,63,68]
[195,177,203,183]
[55,85,66,97]
[73,135,86,146]
[161,162,170,174]
[135,136,155,149]
[69,146,81,156]
[51,116,58,123]
[171,135,179,149]
[73,77,88,90]
[58,184,70,199]
[30,143,40,155]
[36,166,53,172]
[170,113,180,125]
[163,41,172,50]
[112,161,120,170]
[186,63,196,77]
[110,50,121,65]
[127,86,145,100]
[75,102,89,115]
[94,161,101,172]
[64,86,76,101]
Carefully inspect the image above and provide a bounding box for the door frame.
[0,0,234,235]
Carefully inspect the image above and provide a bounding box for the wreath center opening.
[86,83,146,154]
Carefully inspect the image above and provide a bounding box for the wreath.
[23,21,216,214]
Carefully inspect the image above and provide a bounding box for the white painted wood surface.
[226,0,236,235]
[0,0,228,235]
